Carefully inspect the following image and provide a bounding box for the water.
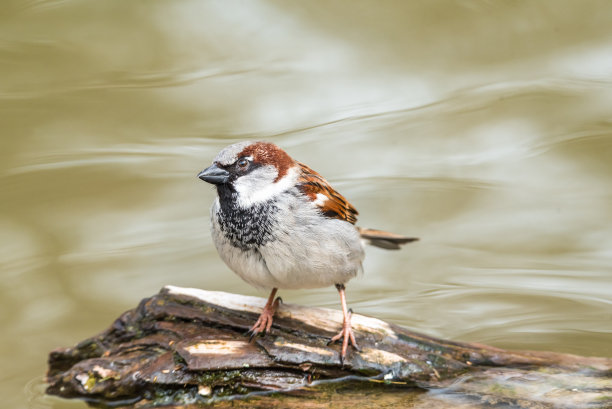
[2,1,611,408]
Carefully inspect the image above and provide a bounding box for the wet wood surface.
[46,286,612,408]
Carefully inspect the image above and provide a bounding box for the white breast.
[210,194,365,290]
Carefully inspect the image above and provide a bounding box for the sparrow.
[197,141,417,362]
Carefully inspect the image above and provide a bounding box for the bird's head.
[198,141,298,207]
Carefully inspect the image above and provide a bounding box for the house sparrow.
[198,141,417,362]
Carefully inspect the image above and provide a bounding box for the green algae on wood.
[46,286,612,408]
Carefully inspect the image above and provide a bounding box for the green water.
[2,1,611,408]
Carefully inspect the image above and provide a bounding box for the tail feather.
[358,227,419,250]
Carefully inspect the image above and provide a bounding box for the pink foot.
[329,308,359,363]
[328,284,360,363]
[247,288,281,340]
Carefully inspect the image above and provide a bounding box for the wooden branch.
[46,286,612,408]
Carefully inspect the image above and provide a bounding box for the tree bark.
[46,286,612,408]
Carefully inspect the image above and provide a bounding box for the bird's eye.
[237,158,249,169]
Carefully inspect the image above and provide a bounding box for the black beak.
[198,164,230,185]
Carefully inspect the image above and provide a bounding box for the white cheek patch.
[234,166,298,207]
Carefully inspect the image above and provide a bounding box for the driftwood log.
[47,286,612,408]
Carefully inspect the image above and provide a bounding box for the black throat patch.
[216,185,279,250]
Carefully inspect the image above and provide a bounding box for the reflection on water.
[1,1,611,408]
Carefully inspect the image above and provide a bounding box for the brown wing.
[296,162,358,224]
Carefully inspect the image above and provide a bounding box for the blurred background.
[1,1,611,408]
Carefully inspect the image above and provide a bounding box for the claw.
[248,331,257,342]
[246,288,279,341]
[329,284,359,363]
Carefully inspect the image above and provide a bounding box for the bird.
[197,141,417,362]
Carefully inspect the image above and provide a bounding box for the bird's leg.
[328,283,359,363]
[248,287,281,340]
